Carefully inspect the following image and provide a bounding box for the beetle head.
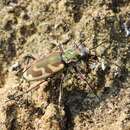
[74,43,89,58]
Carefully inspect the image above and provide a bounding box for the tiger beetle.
[23,44,89,80]
[7,43,100,106]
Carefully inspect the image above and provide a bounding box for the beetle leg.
[72,65,100,101]
[58,74,65,108]
[21,80,48,96]
[5,80,48,103]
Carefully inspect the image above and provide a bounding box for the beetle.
[7,43,97,104]
[23,44,88,81]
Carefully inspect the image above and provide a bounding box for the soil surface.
[0,0,130,130]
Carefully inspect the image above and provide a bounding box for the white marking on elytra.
[47,64,64,72]
[23,72,33,81]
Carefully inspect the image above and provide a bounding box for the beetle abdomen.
[23,52,64,81]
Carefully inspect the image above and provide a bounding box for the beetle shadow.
[62,62,129,130]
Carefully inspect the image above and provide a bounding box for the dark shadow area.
[106,0,130,13]
[19,23,37,38]
[6,31,16,63]
[65,0,90,23]
[0,63,6,88]
[2,0,18,5]
[0,31,17,87]
[62,64,128,129]
[103,15,128,59]
[5,104,18,130]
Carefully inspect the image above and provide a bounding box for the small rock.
[123,19,130,37]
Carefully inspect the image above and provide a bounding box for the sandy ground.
[0,0,130,130]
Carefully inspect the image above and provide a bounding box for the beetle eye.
[78,44,89,56]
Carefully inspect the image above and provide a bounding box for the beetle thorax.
[62,49,80,63]
[62,44,89,63]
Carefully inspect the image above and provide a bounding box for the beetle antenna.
[89,40,107,51]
